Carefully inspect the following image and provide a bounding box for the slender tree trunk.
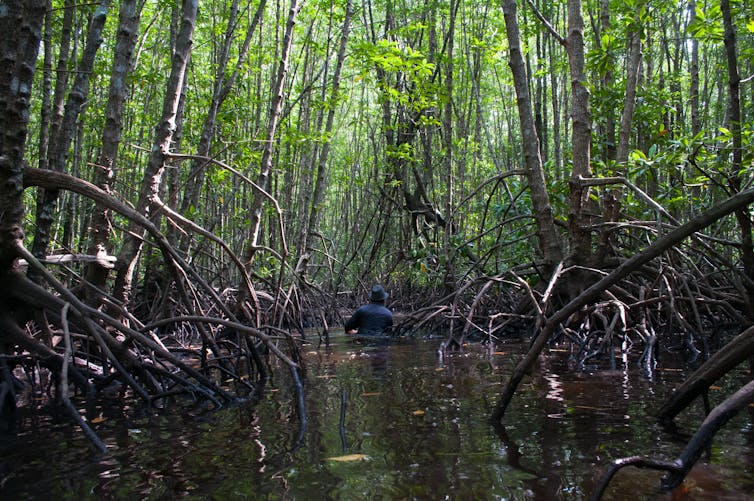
[83,0,140,304]
[112,0,199,313]
[600,0,616,162]
[238,0,300,317]
[38,1,53,173]
[615,27,642,164]
[46,0,74,168]
[442,0,457,294]
[30,0,110,281]
[302,0,353,264]
[549,35,563,175]
[566,0,593,277]
[502,0,563,273]
[720,0,753,318]
[688,0,700,136]
[178,0,267,252]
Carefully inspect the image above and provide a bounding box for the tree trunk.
[83,0,141,305]
[615,28,642,164]
[599,0,616,162]
[0,0,48,424]
[29,0,110,282]
[238,0,300,317]
[502,0,563,273]
[688,0,700,136]
[440,0,458,296]
[301,0,353,266]
[565,0,594,289]
[37,1,53,173]
[720,0,753,318]
[112,0,198,313]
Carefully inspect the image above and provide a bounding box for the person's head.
[370,284,388,303]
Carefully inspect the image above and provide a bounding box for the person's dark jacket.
[344,302,393,337]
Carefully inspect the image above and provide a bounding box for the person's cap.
[370,284,388,301]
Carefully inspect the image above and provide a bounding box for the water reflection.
[1,333,753,500]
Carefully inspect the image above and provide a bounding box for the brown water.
[2,333,753,500]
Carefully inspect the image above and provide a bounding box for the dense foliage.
[19,0,752,303]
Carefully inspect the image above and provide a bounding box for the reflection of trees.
[490,421,540,478]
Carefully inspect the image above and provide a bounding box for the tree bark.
[502,0,563,273]
[112,0,198,312]
[566,0,594,272]
[0,0,47,271]
[83,0,141,304]
[0,0,48,423]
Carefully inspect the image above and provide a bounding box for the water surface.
[2,333,753,499]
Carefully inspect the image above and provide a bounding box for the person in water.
[345,284,393,337]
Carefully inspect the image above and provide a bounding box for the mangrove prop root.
[493,186,754,421]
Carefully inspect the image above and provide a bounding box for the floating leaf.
[709,385,721,391]
[361,392,382,397]
[91,416,107,424]
[412,410,426,416]
[326,454,370,462]
[434,367,445,372]
[492,351,507,355]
